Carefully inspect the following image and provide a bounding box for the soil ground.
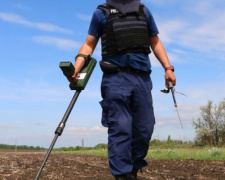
[0,150,225,180]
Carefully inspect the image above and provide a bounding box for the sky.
[0,0,225,148]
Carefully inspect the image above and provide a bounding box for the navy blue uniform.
[89,5,158,175]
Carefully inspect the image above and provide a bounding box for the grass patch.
[146,147,225,161]
[54,147,225,161]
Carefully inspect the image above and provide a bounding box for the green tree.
[94,143,107,149]
[150,139,162,146]
[193,98,225,146]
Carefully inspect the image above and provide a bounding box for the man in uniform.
[68,0,176,179]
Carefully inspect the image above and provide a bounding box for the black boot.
[114,175,128,180]
[114,172,137,180]
[131,169,138,179]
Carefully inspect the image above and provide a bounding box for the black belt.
[99,61,151,74]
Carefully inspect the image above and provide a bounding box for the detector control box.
[59,57,97,91]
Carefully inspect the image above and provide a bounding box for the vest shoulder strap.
[97,3,146,18]
[97,3,111,18]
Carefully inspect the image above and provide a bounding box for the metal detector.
[34,56,97,180]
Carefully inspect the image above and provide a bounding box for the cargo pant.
[100,71,155,175]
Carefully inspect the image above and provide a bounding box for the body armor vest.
[98,3,151,56]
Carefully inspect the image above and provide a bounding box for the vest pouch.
[99,61,119,73]
[112,19,150,52]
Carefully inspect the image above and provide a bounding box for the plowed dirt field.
[0,151,224,180]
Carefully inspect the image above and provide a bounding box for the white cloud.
[75,13,92,21]
[0,74,101,104]
[0,123,17,129]
[0,76,68,102]
[0,12,73,34]
[13,3,30,10]
[185,1,215,16]
[175,20,225,57]
[149,47,184,67]
[68,126,107,136]
[155,1,225,61]
[32,36,81,50]
[158,20,187,44]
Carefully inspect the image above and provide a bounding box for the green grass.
[54,147,225,161]
[146,147,225,160]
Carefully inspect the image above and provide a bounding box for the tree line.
[0,144,46,150]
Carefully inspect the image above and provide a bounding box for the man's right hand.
[67,72,78,83]
[165,70,176,88]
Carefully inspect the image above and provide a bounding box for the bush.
[208,147,223,156]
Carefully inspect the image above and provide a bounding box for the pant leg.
[99,72,155,174]
[100,72,134,175]
[131,73,155,170]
